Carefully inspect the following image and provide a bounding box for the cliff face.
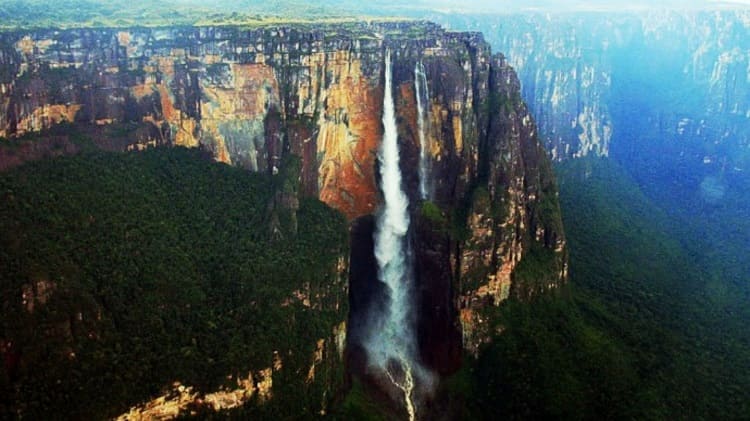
[486,14,615,161]
[0,20,566,395]
[440,11,750,170]
[0,25,387,219]
[454,54,567,354]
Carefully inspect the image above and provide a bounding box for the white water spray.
[365,49,419,421]
[414,61,431,200]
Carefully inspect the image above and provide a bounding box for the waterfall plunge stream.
[364,49,419,421]
[415,61,430,200]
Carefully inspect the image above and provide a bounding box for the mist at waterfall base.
[358,50,435,419]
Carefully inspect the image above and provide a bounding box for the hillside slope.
[0,147,349,419]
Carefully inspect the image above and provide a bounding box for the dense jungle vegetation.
[453,158,750,419]
[0,147,348,419]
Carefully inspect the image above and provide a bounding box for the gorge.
[2,2,750,418]
[0,20,566,419]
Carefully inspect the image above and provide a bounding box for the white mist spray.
[365,49,419,421]
[414,61,431,200]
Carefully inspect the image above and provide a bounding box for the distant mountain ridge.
[434,10,750,172]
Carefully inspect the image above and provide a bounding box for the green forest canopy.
[0,147,348,419]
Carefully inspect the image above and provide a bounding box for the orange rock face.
[118,45,377,212]
[139,47,383,220]
[306,51,381,220]
[13,104,81,137]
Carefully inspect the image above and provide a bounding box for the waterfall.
[414,61,430,200]
[365,49,419,421]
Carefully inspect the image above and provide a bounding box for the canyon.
[437,11,750,170]
[0,20,566,418]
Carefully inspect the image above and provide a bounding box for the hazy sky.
[118,0,750,11]
[10,0,749,19]
[410,0,750,12]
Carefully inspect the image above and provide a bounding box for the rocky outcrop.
[452,54,567,354]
